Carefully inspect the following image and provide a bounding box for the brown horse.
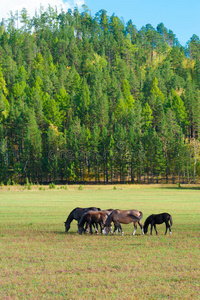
[101,209,115,233]
[78,211,108,234]
[104,209,143,235]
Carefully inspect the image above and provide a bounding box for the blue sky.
[83,0,200,46]
[0,0,199,46]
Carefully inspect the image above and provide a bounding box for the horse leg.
[114,222,119,234]
[114,225,118,234]
[99,223,103,234]
[84,223,89,233]
[132,222,137,235]
[89,223,93,234]
[93,223,98,234]
[150,222,153,235]
[165,221,172,235]
[119,224,124,235]
[138,220,144,234]
[154,224,158,235]
[114,223,123,235]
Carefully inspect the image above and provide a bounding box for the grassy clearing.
[0,185,200,299]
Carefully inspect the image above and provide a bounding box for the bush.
[78,185,83,190]
[49,183,55,189]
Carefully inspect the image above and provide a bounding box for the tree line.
[0,5,200,184]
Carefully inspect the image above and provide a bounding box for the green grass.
[0,185,199,299]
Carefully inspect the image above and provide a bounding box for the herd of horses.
[64,207,173,236]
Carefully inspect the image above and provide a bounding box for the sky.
[0,0,199,46]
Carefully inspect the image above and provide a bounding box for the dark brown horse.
[64,207,101,232]
[143,213,173,235]
[104,209,143,235]
[78,211,108,234]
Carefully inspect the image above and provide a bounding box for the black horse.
[64,207,101,232]
[143,213,173,235]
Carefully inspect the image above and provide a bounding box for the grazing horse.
[102,209,115,233]
[143,213,173,235]
[78,211,108,234]
[104,209,143,235]
[64,207,101,232]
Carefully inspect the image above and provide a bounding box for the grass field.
[0,185,200,299]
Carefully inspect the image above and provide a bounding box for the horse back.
[89,211,107,223]
[154,213,172,224]
[74,207,101,220]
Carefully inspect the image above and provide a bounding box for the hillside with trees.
[0,5,200,184]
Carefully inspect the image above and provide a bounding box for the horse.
[64,207,101,232]
[102,209,115,233]
[78,211,108,234]
[103,209,143,235]
[143,213,173,235]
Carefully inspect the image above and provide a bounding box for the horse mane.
[65,208,78,225]
[143,214,153,228]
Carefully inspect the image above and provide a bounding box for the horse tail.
[139,211,143,220]
[169,215,173,226]
[129,214,141,222]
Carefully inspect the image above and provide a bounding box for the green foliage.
[0,5,199,184]
[49,183,55,189]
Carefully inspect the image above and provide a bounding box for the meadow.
[0,185,199,300]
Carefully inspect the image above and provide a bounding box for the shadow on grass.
[53,231,78,235]
[158,186,200,190]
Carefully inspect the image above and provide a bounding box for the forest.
[0,5,200,184]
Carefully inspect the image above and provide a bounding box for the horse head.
[64,221,70,232]
[103,216,112,235]
[78,224,85,234]
[143,224,148,234]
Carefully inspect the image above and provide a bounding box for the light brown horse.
[104,209,143,235]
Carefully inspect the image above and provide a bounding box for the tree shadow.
[158,186,200,190]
